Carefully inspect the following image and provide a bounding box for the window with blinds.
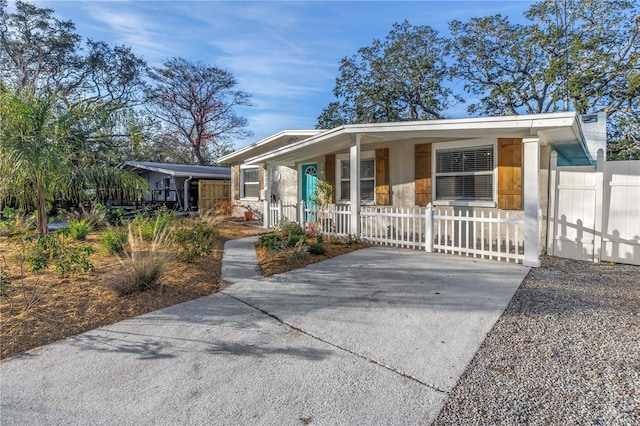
[435,146,494,200]
[338,157,375,202]
[241,168,259,199]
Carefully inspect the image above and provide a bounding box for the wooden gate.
[198,179,230,212]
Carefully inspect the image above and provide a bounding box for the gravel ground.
[434,255,640,425]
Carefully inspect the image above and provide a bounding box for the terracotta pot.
[244,211,254,221]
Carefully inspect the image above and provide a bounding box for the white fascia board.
[247,113,581,164]
[243,126,348,164]
[218,129,321,163]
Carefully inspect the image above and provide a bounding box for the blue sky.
[36,0,535,148]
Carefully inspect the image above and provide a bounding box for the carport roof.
[226,112,593,166]
[120,161,231,179]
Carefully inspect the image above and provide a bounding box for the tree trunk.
[36,180,48,236]
[193,143,206,166]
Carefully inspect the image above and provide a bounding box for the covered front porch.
[222,113,600,268]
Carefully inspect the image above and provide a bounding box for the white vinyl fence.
[548,151,640,265]
[271,201,525,263]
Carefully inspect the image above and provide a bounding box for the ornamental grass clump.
[109,223,169,296]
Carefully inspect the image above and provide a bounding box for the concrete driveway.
[1,243,528,425]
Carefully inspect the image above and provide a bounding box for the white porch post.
[263,163,271,229]
[349,134,361,236]
[523,137,541,267]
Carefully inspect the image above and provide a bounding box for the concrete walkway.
[1,238,529,425]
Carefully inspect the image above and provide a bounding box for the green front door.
[302,163,318,221]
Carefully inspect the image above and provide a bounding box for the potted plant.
[244,207,254,221]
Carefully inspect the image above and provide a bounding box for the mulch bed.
[1,220,369,358]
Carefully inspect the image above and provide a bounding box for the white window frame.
[432,138,497,208]
[335,151,376,204]
[240,165,259,201]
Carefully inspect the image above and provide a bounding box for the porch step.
[221,236,261,282]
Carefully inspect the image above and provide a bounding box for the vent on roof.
[581,114,598,123]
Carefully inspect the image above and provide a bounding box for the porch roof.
[236,112,593,166]
[219,130,322,164]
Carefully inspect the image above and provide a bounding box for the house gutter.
[184,176,193,212]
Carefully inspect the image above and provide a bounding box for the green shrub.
[1,210,37,238]
[100,227,128,255]
[316,234,324,244]
[307,242,326,255]
[259,233,282,250]
[284,243,310,264]
[276,221,304,238]
[68,219,91,240]
[170,222,219,263]
[26,232,95,277]
[94,204,126,227]
[346,234,361,245]
[285,234,304,248]
[1,206,17,220]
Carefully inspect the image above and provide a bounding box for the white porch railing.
[268,200,298,227]
[361,206,427,249]
[270,201,525,264]
[433,207,524,263]
[300,202,351,236]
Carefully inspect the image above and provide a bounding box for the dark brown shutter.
[497,138,523,210]
[232,165,240,200]
[415,143,432,206]
[258,164,265,200]
[375,148,390,205]
[325,154,336,203]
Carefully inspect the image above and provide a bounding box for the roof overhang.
[120,161,231,179]
[219,129,321,164]
[239,112,593,166]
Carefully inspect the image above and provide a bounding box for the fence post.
[277,199,284,224]
[425,203,434,252]
[263,199,270,229]
[593,149,605,262]
[299,200,306,229]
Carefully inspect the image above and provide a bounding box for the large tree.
[449,0,639,156]
[146,57,253,166]
[1,0,148,159]
[1,1,146,106]
[317,20,461,128]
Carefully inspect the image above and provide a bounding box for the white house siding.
[270,165,298,206]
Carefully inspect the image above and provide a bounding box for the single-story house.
[219,112,607,267]
[119,161,231,212]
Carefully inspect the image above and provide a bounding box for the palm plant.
[0,86,147,235]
